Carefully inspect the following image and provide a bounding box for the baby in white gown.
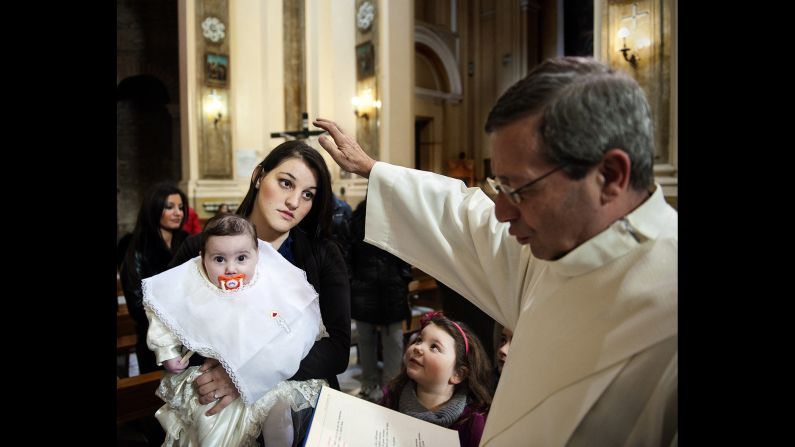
[143,214,327,446]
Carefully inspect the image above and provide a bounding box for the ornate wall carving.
[196,0,233,179]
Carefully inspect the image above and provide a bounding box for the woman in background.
[120,182,189,373]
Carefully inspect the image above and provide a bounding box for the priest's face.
[202,234,259,289]
[490,114,602,261]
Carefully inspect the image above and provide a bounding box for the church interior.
[117,0,677,444]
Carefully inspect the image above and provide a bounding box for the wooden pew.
[407,267,443,310]
[117,270,124,298]
[117,370,164,424]
[403,267,445,344]
[117,304,136,337]
[117,304,137,377]
[117,335,137,353]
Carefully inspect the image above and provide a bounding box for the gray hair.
[484,57,654,191]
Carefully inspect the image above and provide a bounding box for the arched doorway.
[414,25,463,174]
[117,75,181,238]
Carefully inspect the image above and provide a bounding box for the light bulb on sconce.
[351,88,381,120]
[205,89,226,127]
[617,27,638,68]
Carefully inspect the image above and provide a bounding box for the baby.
[144,214,327,446]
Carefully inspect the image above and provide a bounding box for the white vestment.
[364,162,677,446]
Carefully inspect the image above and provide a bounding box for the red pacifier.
[218,273,246,291]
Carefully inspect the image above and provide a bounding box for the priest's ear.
[597,148,632,204]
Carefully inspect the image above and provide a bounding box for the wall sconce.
[351,88,381,120]
[204,89,227,127]
[617,27,638,68]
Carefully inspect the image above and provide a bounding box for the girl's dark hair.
[126,182,188,268]
[199,214,258,255]
[385,312,493,412]
[235,140,333,239]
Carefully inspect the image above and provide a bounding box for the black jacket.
[348,200,412,325]
[120,229,189,373]
[169,229,351,389]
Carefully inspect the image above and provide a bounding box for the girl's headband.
[420,311,469,355]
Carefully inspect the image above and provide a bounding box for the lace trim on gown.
[143,260,262,402]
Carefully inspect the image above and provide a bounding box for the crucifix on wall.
[270,112,327,140]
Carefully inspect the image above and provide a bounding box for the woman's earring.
[255,180,260,189]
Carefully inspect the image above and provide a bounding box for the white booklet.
[304,386,460,446]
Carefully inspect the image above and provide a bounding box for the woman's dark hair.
[385,312,493,412]
[200,214,258,255]
[126,182,188,267]
[235,140,333,239]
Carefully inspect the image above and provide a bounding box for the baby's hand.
[163,357,188,374]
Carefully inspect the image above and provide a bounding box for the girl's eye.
[279,179,293,189]
[301,191,315,201]
[237,255,247,262]
[213,256,225,263]
[413,337,422,345]
[431,343,440,352]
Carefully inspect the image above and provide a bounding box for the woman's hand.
[194,358,241,416]
[313,118,376,178]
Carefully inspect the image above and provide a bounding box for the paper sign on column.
[303,386,459,447]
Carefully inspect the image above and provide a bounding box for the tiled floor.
[338,346,366,397]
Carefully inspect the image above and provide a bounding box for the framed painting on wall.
[356,41,374,80]
[206,52,229,86]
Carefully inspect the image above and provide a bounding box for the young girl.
[380,311,492,447]
[143,214,327,446]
